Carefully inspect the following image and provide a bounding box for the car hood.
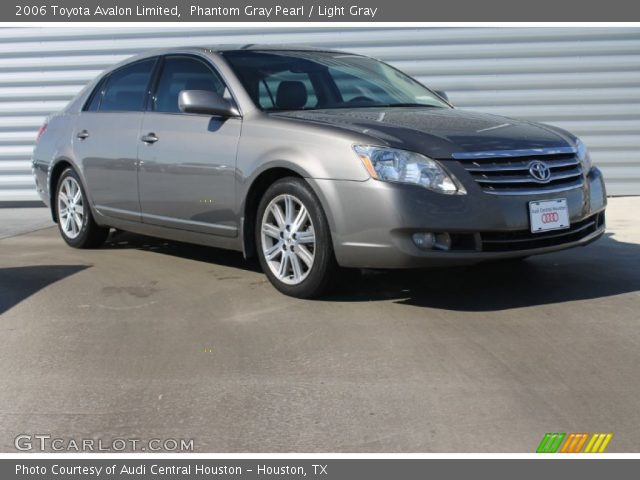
[271,107,574,159]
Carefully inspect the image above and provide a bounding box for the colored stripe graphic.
[560,433,577,453]
[584,433,613,453]
[537,433,566,453]
[572,433,590,453]
[537,432,613,453]
[563,433,589,453]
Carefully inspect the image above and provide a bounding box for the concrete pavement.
[0,198,638,452]
[0,205,51,240]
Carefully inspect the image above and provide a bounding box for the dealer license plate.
[529,198,570,233]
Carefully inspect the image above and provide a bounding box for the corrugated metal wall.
[1,27,639,201]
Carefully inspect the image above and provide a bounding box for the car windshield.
[221,50,450,111]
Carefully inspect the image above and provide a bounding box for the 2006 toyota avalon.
[33,45,607,298]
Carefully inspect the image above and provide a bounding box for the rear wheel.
[256,177,336,298]
[55,168,109,248]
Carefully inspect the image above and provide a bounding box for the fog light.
[412,232,435,249]
[412,232,452,251]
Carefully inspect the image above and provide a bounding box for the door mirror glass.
[178,90,239,117]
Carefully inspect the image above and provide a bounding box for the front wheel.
[256,177,336,298]
[55,168,109,248]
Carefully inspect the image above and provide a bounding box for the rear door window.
[99,59,156,112]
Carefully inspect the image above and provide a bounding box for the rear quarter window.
[84,78,105,112]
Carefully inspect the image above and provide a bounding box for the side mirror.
[435,90,450,103]
[178,90,239,117]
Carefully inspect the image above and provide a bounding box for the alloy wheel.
[260,193,316,285]
[58,176,85,239]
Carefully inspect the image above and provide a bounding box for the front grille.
[480,212,604,252]
[452,147,585,195]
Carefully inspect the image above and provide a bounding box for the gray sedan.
[32,45,607,298]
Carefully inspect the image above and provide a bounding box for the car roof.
[212,44,348,54]
[101,44,362,84]
[124,44,350,62]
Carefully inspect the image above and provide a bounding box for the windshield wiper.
[381,103,441,108]
[265,104,442,112]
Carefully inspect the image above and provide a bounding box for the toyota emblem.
[529,160,552,183]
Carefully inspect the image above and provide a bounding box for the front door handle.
[77,130,89,140]
[141,133,158,144]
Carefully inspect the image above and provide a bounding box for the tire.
[55,168,109,249]
[255,177,337,298]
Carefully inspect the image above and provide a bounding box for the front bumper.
[309,167,607,268]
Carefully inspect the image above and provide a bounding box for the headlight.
[576,138,593,172]
[353,145,465,195]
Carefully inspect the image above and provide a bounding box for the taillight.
[36,123,48,142]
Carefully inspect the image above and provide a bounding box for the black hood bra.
[273,107,573,159]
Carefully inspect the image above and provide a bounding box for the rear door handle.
[141,133,158,144]
[77,130,89,140]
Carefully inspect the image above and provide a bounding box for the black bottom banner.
[3,459,638,480]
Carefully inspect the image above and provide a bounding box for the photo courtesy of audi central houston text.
[33,45,607,298]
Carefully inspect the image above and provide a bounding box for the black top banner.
[4,0,640,22]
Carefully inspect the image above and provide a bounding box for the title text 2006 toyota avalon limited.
[33,46,607,298]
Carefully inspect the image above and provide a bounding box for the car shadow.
[103,230,260,273]
[100,230,639,312]
[326,232,640,311]
[0,265,90,315]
